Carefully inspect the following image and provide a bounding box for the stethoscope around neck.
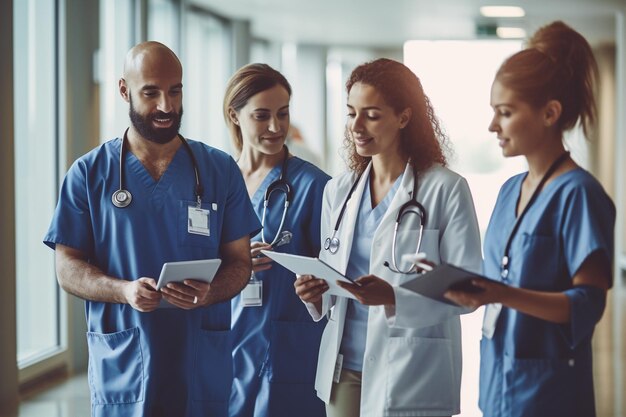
[112,129,203,208]
[260,146,293,246]
[324,165,427,274]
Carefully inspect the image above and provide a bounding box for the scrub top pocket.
[518,234,559,289]
[87,327,144,405]
[178,200,219,248]
[502,353,577,417]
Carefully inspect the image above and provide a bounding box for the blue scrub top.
[479,168,615,417]
[44,137,261,417]
[229,157,330,417]
[340,173,402,372]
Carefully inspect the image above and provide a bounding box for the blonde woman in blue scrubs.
[446,21,615,417]
[224,63,329,417]
[295,58,482,417]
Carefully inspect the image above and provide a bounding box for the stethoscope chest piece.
[324,235,340,254]
[112,189,132,208]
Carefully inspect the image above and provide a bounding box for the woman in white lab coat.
[295,58,482,417]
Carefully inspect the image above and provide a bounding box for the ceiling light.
[496,27,527,38]
[480,6,525,18]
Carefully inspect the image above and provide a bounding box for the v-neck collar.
[251,163,283,207]
[359,171,403,226]
[511,167,582,219]
[120,138,190,200]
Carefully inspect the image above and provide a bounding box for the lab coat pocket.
[86,327,144,405]
[385,336,455,411]
[192,329,233,402]
[178,200,219,248]
[503,353,577,417]
[268,320,325,383]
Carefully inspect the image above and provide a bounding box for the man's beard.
[129,96,183,144]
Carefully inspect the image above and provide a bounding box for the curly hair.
[223,63,292,153]
[496,21,598,138]
[343,58,449,175]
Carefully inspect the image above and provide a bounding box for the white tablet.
[260,250,359,299]
[156,259,222,290]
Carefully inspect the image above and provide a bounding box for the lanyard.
[500,151,570,279]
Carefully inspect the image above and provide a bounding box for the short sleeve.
[561,183,615,284]
[220,157,262,244]
[43,159,95,254]
[560,181,615,348]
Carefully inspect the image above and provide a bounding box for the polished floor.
[11,373,90,417]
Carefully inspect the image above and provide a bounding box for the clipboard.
[156,259,222,308]
[260,250,359,299]
[399,263,494,306]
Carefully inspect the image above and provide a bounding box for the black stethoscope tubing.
[112,129,203,208]
[323,172,363,254]
[500,151,570,279]
[324,165,426,268]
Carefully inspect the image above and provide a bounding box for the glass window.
[13,0,59,367]
[99,0,134,143]
[182,10,231,152]
[148,0,180,53]
[251,38,281,69]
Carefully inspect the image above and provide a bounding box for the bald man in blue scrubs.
[44,41,260,417]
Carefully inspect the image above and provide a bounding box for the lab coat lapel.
[374,162,414,238]
[334,162,372,274]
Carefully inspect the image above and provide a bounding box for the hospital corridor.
[2,0,626,416]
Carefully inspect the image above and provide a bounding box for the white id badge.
[242,280,263,307]
[482,303,503,339]
[188,206,210,236]
[333,353,344,383]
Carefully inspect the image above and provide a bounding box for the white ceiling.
[191,0,622,48]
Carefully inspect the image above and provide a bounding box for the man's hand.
[161,279,211,309]
[123,278,162,312]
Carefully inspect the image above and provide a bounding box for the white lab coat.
[306,162,482,417]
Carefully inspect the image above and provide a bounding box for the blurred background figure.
[286,123,323,169]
